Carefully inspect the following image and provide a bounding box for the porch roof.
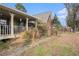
[0,4,37,20]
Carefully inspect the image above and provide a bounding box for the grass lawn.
[21,33,79,56]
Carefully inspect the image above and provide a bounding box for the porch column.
[10,13,14,36]
[26,18,29,31]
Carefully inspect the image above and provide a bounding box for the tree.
[65,3,79,32]
[53,14,62,29]
[15,3,27,12]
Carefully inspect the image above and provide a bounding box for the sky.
[3,3,67,26]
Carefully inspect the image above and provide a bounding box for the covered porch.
[0,4,37,40]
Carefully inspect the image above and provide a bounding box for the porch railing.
[0,25,11,36]
[0,25,25,36]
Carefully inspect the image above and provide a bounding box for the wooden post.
[35,20,38,29]
[0,25,1,36]
[10,13,14,36]
[47,19,52,36]
[26,18,29,31]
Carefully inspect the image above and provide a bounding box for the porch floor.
[0,34,19,40]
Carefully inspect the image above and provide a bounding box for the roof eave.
[0,4,37,19]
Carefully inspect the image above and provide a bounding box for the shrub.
[24,31,32,45]
[38,25,48,37]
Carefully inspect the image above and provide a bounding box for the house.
[0,4,54,40]
[34,11,54,24]
[0,4,38,40]
[34,11,54,36]
[34,11,54,30]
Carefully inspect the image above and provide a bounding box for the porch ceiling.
[0,4,37,20]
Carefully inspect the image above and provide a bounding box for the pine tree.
[15,3,27,12]
[53,14,62,29]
